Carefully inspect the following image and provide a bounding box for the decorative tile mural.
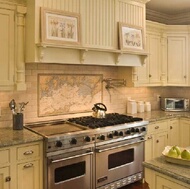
[38,74,103,116]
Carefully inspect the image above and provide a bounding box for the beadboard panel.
[81,0,116,49]
[41,0,80,13]
[117,0,145,28]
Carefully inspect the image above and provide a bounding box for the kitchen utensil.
[92,103,107,118]
[9,99,16,114]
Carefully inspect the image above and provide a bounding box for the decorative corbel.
[80,49,88,64]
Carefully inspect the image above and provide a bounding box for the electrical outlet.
[157,95,161,101]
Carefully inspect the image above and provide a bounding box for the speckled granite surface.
[0,127,43,147]
[143,156,190,184]
[131,110,190,122]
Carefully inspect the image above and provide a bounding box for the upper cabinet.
[25,0,149,66]
[120,20,190,87]
[0,1,26,91]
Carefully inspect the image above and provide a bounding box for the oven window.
[55,161,85,183]
[108,148,134,169]
[175,100,184,109]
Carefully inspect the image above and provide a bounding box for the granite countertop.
[131,110,190,122]
[0,127,43,148]
[143,156,190,184]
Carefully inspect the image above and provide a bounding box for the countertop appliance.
[161,97,189,111]
[25,113,148,189]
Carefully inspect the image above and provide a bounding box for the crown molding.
[146,8,190,25]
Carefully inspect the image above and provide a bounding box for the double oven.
[25,113,148,189]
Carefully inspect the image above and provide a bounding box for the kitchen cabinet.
[0,1,26,91]
[25,0,148,66]
[145,120,168,161]
[0,148,10,189]
[167,118,180,146]
[180,118,190,147]
[166,30,189,86]
[0,141,43,189]
[145,168,189,189]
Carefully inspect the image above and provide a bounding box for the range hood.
[25,0,149,67]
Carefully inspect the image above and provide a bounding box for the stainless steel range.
[25,113,148,189]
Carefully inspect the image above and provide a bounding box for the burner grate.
[68,113,143,129]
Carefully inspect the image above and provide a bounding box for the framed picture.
[41,8,80,45]
[119,23,144,51]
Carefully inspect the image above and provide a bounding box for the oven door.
[95,137,144,188]
[47,149,93,189]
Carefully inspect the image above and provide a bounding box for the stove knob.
[70,138,77,145]
[55,141,63,148]
[84,136,91,142]
[108,133,113,139]
[131,128,135,133]
[125,130,131,135]
[135,128,140,133]
[99,135,106,140]
[141,127,146,132]
[114,131,119,136]
[119,131,124,136]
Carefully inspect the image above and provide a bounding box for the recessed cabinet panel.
[0,9,14,88]
[167,36,187,86]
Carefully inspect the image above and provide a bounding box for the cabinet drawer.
[148,121,168,133]
[17,144,40,161]
[0,148,10,165]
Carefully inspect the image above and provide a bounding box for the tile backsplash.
[0,63,190,128]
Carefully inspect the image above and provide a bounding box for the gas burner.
[67,113,143,128]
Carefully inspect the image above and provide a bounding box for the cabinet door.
[154,132,168,158]
[168,119,180,146]
[145,134,155,161]
[167,36,188,86]
[180,119,190,147]
[156,175,189,189]
[0,167,10,189]
[17,160,41,189]
[137,33,161,86]
[0,8,14,89]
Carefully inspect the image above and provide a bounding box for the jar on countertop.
[127,100,137,114]
[137,101,144,113]
[144,101,151,112]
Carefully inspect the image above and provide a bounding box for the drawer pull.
[5,176,11,182]
[23,150,34,155]
[155,126,159,129]
[147,136,152,140]
[24,163,34,169]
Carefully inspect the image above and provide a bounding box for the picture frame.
[41,8,80,45]
[119,22,144,51]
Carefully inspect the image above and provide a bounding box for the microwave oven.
[161,97,189,111]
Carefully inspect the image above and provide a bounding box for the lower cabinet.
[180,118,190,147]
[0,167,10,189]
[145,168,189,189]
[0,141,43,189]
[145,120,168,161]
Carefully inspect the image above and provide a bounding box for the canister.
[137,101,144,113]
[127,100,137,114]
[145,101,151,112]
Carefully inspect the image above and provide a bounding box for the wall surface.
[0,63,189,128]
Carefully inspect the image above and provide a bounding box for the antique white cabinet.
[145,120,168,161]
[166,26,189,86]
[167,118,180,146]
[180,118,190,147]
[0,0,26,91]
[145,169,189,189]
[0,141,43,189]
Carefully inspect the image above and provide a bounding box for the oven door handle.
[96,139,145,153]
[50,151,93,164]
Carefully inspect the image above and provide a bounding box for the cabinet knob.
[147,136,152,140]
[156,140,159,143]
[184,75,187,79]
[149,74,152,78]
[170,126,173,129]
[155,126,159,129]
[5,176,11,182]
